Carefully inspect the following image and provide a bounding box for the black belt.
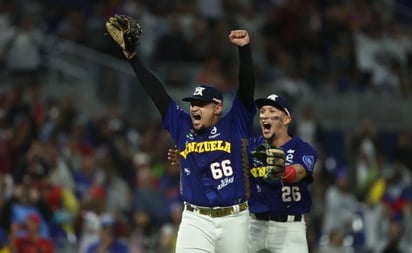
[254,213,303,222]
[184,202,248,218]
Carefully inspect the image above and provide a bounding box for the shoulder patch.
[303,155,315,171]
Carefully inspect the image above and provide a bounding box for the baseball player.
[168,94,317,253]
[248,94,317,253]
[106,16,256,253]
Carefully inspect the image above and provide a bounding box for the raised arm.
[127,56,172,118]
[106,14,172,118]
[228,30,255,110]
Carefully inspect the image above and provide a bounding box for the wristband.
[282,165,297,183]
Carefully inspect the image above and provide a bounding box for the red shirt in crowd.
[14,236,54,253]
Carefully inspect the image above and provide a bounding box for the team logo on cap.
[267,94,279,101]
[193,87,205,96]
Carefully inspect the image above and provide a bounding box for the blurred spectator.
[44,143,74,191]
[14,141,49,187]
[0,2,13,62]
[393,128,412,172]
[28,83,44,127]
[44,183,79,250]
[184,16,211,62]
[85,213,128,253]
[76,186,108,253]
[195,0,224,21]
[129,209,155,253]
[154,14,192,63]
[1,15,44,87]
[103,164,131,214]
[273,61,314,105]
[382,20,412,70]
[158,161,182,215]
[12,213,54,253]
[0,182,52,239]
[132,151,168,225]
[233,4,265,59]
[4,86,37,166]
[294,102,324,149]
[158,202,182,253]
[194,55,233,92]
[83,2,112,52]
[135,7,168,62]
[0,106,15,175]
[349,119,381,197]
[72,152,101,201]
[0,234,10,253]
[317,228,354,253]
[0,174,11,253]
[54,9,86,44]
[322,167,360,238]
[381,163,411,221]
[375,219,410,253]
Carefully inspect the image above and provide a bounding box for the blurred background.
[0,0,412,252]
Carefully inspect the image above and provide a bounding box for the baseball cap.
[255,94,291,117]
[26,213,41,225]
[100,213,115,227]
[182,84,223,104]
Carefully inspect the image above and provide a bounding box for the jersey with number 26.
[163,97,255,207]
[248,136,317,215]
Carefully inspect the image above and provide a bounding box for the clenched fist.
[229,30,250,47]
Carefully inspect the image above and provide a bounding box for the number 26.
[282,186,301,202]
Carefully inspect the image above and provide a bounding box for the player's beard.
[263,130,277,144]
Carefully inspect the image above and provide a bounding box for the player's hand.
[105,14,143,59]
[167,145,181,167]
[229,30,250,47]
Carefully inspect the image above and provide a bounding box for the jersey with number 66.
[248,136,317,215]
[164,97,255,207]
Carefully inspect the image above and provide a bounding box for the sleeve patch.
[303,155,315,171]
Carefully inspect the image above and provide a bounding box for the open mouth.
[262,122,271,130]
[193,114,201,120]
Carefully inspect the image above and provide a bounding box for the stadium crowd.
[1,0,412,252]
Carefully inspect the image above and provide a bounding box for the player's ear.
[283,114,292,125]
[214,103,223,115]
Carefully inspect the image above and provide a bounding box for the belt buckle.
[200,208,211,216]
[212,207,230,218]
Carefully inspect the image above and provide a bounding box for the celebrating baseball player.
[105,15,256,253]
[169,94,317,253]
[248,94,317,253]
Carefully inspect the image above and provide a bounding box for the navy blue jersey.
[163,97,256,207]
[248,136,317,215]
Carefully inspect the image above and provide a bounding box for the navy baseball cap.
[255,94,291,116]
[182,84,223,104]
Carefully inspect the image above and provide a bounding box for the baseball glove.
[252,143,286,182]
[105,14,143,55]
